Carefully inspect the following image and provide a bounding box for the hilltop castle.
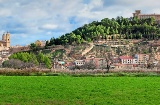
[133,10,160,24]
[0,32,10,48]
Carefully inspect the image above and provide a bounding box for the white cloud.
[0,0,159,45]
[0,9,11,16]
[40,24,58,30]
[46,31,52,35]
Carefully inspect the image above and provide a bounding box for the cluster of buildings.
[112,54,150,69]
[52,53,156,70]
[52,57,109,70]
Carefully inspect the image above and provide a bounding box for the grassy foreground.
[0,76,160,105]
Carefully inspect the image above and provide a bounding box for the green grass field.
[0,76,160,105]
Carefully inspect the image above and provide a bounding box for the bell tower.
[5,32,10,47]
[2,33,6,41]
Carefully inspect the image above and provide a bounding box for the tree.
[106,58,110,73]
[81,61,96,70]
[30,53,39,65]
[70,33,76,44]
[76,35,82,44]
[49,37,55,46]
[45,40,49,48]
[2,59,35,69]
[37,52,44,63]
[86,37,91,42]
[30,43,37,51]
[21,54,28,62]
[44,56,51,69]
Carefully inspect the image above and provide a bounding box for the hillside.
[6,16,160,69]
[46,16,160,46]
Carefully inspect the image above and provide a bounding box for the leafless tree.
[81,61,96,70]
[2,59,35,69]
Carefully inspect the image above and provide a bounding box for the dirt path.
[82,43,94,56]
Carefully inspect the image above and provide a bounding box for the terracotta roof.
[119,56,133,60]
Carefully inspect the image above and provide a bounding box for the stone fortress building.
[0,32,10,50]
[0,32,10,64]
[133,10,160,24]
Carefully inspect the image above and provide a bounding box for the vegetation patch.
[45,17,160,46]
[1,76,160,105]
[1,69,160,77]
[3,52,51,69]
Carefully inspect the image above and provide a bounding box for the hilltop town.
[1,10,160,71]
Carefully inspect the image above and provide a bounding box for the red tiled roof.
[119,56,133,60]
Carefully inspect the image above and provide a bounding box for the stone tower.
[2,33,6,41]
[6,32,10,47]
[1,32,10,47]
[133,10,141,17]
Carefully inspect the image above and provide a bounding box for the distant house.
[119,56,134,64]
[112,55,138,69]
[65,61,74,68]
[85,57,107,69]
[155,52,160,61]
[119,54,149,65]
[112,57,120,64]
[53,61,66,69]
[74,60,85,66]
[112,54,150,69]
[134,54,149,65]
[35,40,46,47]
[0,50,9,56]
[74,57,107,69]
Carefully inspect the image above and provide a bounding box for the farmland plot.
[0,76,160,105]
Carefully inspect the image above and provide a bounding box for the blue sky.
[0,0,159,46]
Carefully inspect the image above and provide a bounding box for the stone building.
[0,32,10,51]
[133,10,160,24]
[35,40,46,47]
[134,54,149,65]
[0,32,10,48]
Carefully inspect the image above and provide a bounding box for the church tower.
[2,33,6,41]
[5,32,10,47]
[1,32,10,47]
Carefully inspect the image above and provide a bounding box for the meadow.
[0,76,160,105]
